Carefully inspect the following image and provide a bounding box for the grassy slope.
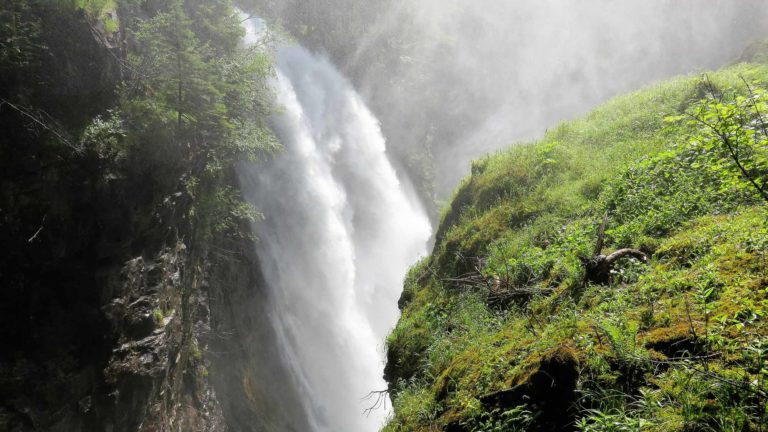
[384,57,768,432]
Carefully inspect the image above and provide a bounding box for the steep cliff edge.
[384,47,768,431]
[0,1,277,430]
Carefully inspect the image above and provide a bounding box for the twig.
[0,99,79,152]
[239,13,256,23]
[684,295,698,342]
[27,214,46,243]
[362,389,389,417]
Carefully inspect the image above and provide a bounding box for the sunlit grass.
[386,61,768,430]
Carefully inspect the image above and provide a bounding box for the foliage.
[0,0,43,75]
[679,78,768,203]
[2,0,277,248]
[385,61,768,430]
[114,0,277,244]
[576,409,650,432]
[460,406,534,432]
[80,110,126,159]
[70,0,118,32]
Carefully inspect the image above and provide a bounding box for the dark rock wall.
[0,6,127,431]
[205,235,313,432]
[102,244,226,432]
[0,5,241,431]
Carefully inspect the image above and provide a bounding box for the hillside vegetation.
[384,51,768,431]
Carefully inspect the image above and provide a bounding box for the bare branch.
[362,390,389,417]
[27,214,47,243]
[0,99,79,152]
[740,75,768,138]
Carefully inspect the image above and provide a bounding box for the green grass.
[385,60,768,431]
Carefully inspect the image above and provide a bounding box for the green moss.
[386,60,768,430]
[152,307,164,324]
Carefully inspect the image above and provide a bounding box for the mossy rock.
[642,322,702,359]
[478,345,579,431]
[384,326,433,395]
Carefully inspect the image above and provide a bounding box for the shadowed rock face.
[0,6,329,431]
[205,234,315,432]
[0,7,123,431]
[0,7,233,431]
[739,38,768,64]
[0,236,228,431]
[476,347,580,432]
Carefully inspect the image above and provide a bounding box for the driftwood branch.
[583,213,649,285]
[593,212,608,256]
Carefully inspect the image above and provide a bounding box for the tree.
[118,0,278,243]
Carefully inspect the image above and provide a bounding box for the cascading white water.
[237,18,432,432]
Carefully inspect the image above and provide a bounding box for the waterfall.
[237,17,432,432]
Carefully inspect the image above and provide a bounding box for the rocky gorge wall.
[0,3,274,431]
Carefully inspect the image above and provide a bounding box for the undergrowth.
[384,57,768,431]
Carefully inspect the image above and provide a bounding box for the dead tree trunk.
[584,248,648,285]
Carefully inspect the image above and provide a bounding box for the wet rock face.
[204,236,314,432]
[104,254,177,384]
[0,242,227,432]
[102,245,226,432]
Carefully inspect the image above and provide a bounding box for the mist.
[246,0,768,201]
